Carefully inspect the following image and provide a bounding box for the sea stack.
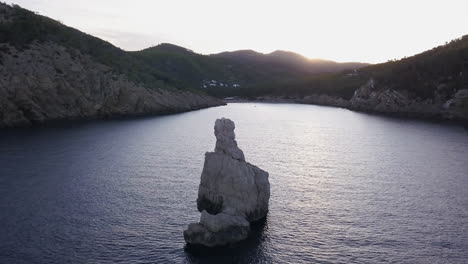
[184,118,270,247]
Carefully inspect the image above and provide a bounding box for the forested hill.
[0,3,223,128]
[361,35,468,99]
[244,36,468,122]
[0,3,183,90]
[131,44,368,95]
[226,36,468,99]
[0,2,368,95]
[214,49,366,74]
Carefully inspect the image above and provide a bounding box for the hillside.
[214,49,367,74]
[1,2,465,126]
[131,44,230,92]
[246,36,468,121]
[0,3,223,128]
[132,44,369,96]
[349,36,468,120]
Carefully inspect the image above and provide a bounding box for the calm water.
[1,103,468,264]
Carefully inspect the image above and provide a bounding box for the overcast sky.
[5,0,468,63]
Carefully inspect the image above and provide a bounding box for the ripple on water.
[1,103,468,264]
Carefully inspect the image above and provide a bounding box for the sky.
[4,0,468,63]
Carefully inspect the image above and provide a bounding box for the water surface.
[1,103,467,263]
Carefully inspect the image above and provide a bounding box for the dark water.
[1,103,468,264]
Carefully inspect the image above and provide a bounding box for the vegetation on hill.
[1,2,465,105]
[0,3,173,90]
[239,36,468,100]
[0,3,225,128]
[214,49,367,74]
[360,36,468,99]
[131,44,230,90]
[132,44,368,96]
[0,3,369,98]
[228,72,366,99]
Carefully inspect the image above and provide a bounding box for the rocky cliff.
[348,79,468,121]
[0,4,223,128]
[0,42,223,128]
[284,77,466,122]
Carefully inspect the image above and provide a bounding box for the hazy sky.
[5,0,468,63]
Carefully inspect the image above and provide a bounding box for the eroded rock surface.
[184,210,250,247]
[214,118,245,161]
[184,118,270,247]
[0,42,224,128]
[349,79,468,121]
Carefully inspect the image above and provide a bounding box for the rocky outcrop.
[184,211,250,247]
[349,79,468,121]
[443,89,468,120]
[213,118,245,161]
[0,42,224,128]
[184,118,270,247]
[248,78,467,124]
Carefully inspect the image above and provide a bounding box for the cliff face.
[0,42,223,128]
[0,3,225,128]
[348,79,468,121]
[286,77,468,122]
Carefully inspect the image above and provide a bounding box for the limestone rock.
[214,118,245,161]
[183,210,250,247]
[443,89,468,119]
[197,152,270,222]
[200,210,250,233]
[184,118,270,247]
[347,78,468,121]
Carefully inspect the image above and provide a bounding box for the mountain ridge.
[244,35,468,122]
[131,43,369,95]
[0,2,466,127]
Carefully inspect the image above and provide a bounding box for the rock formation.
[295,78,468,123]
[349,79,468,120]
[184,118,270,247]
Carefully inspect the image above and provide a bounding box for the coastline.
[0,99,226,129]
[223,96,468,128]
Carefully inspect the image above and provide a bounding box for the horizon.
[3,0,468,63]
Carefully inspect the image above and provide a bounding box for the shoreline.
[223,97,468,128]
[0,101,226,130]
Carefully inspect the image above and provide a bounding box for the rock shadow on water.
[184,217,270,264]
